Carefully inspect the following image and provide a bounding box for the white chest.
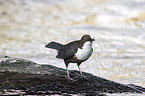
[75,41,93,60]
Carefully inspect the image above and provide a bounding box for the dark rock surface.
[0,55,145,95]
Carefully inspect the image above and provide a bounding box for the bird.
[45,35,95,80]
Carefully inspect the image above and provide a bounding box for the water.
[0,0,145,89]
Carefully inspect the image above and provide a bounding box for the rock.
[0,55,145,95]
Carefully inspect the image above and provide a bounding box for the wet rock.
[0,55,145,95]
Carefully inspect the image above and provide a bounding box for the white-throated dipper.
[45,35,95,80]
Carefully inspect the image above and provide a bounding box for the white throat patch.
[75,41,93,60]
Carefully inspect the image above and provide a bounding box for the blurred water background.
[0,0,145,88]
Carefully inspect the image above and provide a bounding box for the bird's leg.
[78,65,83,76]
[65,61,74,81]
[77,63,87,79]
[66,66,73,81]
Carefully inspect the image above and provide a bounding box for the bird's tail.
[45,41,63,51]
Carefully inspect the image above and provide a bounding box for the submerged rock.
[0,55,145,95]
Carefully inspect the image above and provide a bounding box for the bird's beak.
[91,38,95,41]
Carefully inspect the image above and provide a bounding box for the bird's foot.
[68,77,77,82]
[68,78,73,81]
[65,75,75,81]
[81,75,88,80]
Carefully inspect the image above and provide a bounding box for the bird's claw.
[68,77,76,82]
[81,75,88,80]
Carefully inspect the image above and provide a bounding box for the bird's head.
[81,35,95,42]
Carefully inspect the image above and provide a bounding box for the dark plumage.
[45,35,95,80]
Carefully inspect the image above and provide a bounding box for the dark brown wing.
[56,41,80,59]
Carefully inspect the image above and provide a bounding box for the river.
[0,0,145,89]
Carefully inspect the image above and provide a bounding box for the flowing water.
[0,0,145,90]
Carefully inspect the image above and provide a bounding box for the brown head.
[81,35,95,42]
[80,35,95,47]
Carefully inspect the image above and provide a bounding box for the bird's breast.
[75,46,93,60]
